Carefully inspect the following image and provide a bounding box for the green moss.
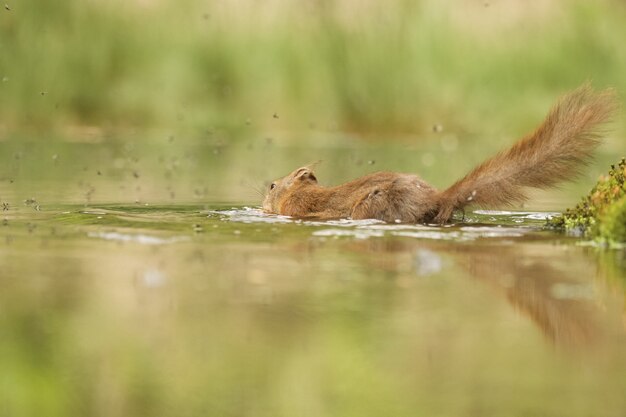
[549,158,626,243]
[597,196,626,244]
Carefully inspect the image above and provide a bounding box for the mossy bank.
[549,158,626,245]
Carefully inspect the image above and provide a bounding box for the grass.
[1,0,626,140]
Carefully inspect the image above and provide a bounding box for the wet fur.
[263,85,617,224]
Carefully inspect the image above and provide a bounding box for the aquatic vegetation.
[549,157,626,244]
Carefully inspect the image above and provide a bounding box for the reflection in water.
[0,205,625,416]
[449,244,602,348]
[216,207,622,349]
[325,237,607,349]
[88,231,190,245]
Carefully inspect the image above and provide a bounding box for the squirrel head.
[262,166,318,213]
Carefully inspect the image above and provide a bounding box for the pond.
[1,136,625,417]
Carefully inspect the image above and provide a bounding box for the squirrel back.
[433,85,617,223]
[262,85,617,224]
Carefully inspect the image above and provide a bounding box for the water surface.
[1,201,625,417]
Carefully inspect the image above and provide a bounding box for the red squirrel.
[262,85,617,224]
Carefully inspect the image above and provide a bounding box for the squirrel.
[262,85,617,224]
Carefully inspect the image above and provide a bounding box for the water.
[1,200,625,417]
[1,136,625,416]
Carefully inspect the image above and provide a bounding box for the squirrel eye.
[270,183,276,190]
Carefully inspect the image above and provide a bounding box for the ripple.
[211,207,546,241]
[312,228,385,239]
[473,210,560,220]
[207,207,294,224]
[88,231,189,245]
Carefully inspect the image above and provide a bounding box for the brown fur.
[263,85,617,224]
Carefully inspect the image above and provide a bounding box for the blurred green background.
[1,0,625,137]
[1,0,626,206]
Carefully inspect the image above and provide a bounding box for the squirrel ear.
[294,167,317,183]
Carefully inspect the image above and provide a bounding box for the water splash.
[212,207,548,241]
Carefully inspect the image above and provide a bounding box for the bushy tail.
[434,84,617,223]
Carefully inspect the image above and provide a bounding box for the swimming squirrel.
[263,85,617,224]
